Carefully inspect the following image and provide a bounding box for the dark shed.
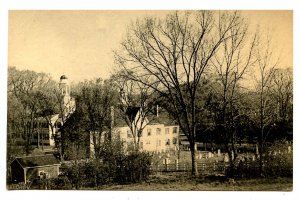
[10,154,60,184]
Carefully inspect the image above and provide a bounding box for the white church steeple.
[58,75,75,118]
[59,75,70,96]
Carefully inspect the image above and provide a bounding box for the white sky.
[8,10,292,83]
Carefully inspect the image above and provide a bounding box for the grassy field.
[100,173,293,191]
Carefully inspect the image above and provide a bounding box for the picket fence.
[150,161,227,175]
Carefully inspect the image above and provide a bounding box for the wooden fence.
[150,161,227,175]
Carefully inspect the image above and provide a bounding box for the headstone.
[218,149,221,157]
[224,154,229,162]
[288,146,292,153]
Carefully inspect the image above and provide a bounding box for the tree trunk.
[190,141,198,176]
[41,128,44,151]
[37,129,40,149]
[258,129,264,177]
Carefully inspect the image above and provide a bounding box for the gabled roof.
[114,106,141,127]
[14,155,60,168]
[125,106,140,122]
[149,112,178,126]
[114,106,178,127]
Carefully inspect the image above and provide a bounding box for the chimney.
[156,105,159,117]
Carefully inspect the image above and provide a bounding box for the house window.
[39,171,50,179]
[146,140,150,144]
[147,128,151,136]
[173,137,178,144]
[156,128,161,135]
[173,127,178,134]
[165,128,169,134]
[39,171,44,177]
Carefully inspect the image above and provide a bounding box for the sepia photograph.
[6,10,293,191]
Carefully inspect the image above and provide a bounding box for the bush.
[114,152,152,184]
[227,140,293,178]
[263,140,293,177]
[56,151,152,189]
[226,159,261,178]
[63,162,87,189]
[48,176,72,190]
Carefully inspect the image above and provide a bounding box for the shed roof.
[14,155,60,168]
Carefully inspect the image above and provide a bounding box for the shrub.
[48,176,72,190]
[114,152,152,183]
[263,140,293,177]
[227,140,293,178]
[57,151,152,189]
[63,162,86,189]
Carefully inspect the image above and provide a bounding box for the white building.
[115,107,180,153]
[32,75,76,148]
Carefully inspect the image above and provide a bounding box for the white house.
[114,107,180,153]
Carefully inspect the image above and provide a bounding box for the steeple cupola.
[59,75,70,96]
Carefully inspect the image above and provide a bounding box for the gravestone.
[288,146,292,153]
[218,149,221,157]
[224,154,229,162]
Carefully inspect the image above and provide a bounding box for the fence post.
[164,158,169,171]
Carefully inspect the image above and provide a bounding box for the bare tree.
[253,34,279,176]
[115,11,247,175]
[112,72,156,151]
[272,68,293,124]
[210,13,257,172]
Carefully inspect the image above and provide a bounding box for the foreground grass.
[100,174,292,191]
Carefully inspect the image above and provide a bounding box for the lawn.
[100,173,292,191]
